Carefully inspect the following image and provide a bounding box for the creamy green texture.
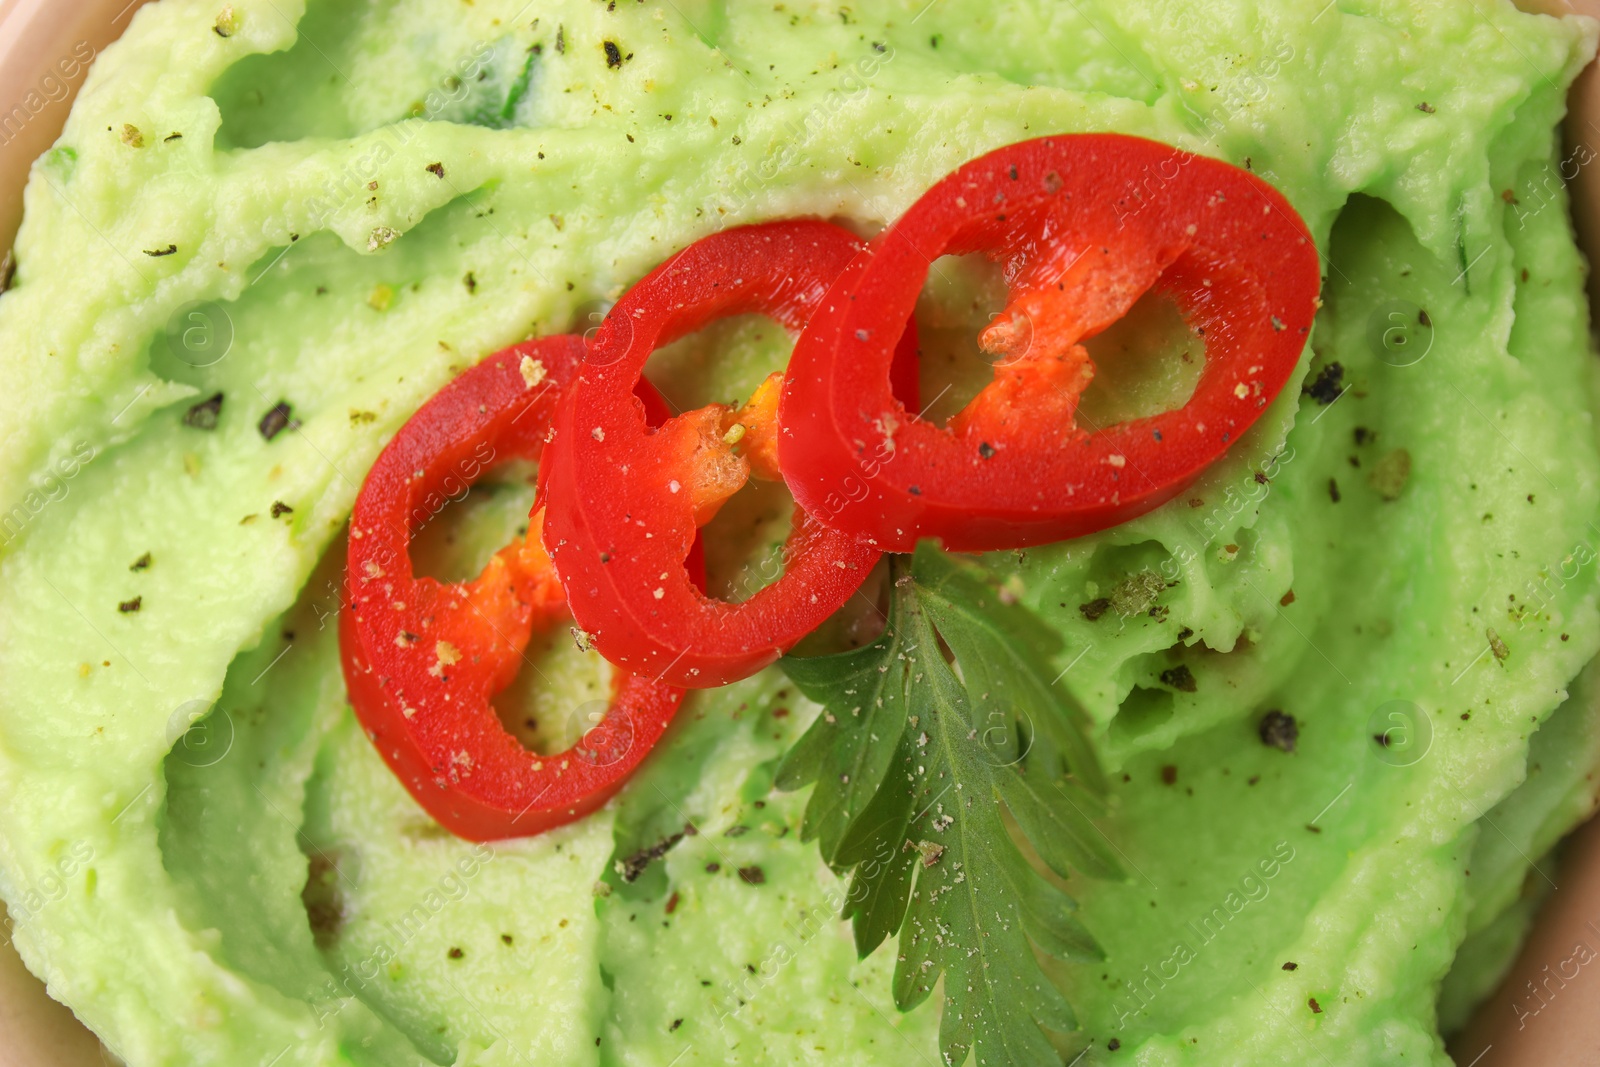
[1,1,1598,1065]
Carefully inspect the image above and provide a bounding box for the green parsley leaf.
[776,602,910,867]
[779,544,1120,1065]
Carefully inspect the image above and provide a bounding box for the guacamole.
[1,1,1598,1064]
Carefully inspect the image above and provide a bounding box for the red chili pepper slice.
[781,134,1322,553]
[340,336,686,841]
[542,221,894,689]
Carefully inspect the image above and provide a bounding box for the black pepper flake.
[1108,1038,1121,1051]
[603,40,624,68]
[184,392,224,430]
[1258,710,1298,753]
[1176,627,1194,641]
[143,244,178,257]
[1079,597,1111,622]
[258,401,299,441]
[737,865,766,885]
[615,826,691,882]
[130,552,151,571]
[1327,477,1341,503]
[1302,362,1344,405]
[271,501,293,519]
[978,441,996,459]
[669,1018,683,1032]
[705,862,721,874]
[1007,164,1019,181]
[1353,426,1373,446]
[464,271,477,294]
[1416,102,1435,113]
[1160,765,1178,786]
[1308,997,1322,1013]
[118,596,142,613]
[302,853,345,947]
[1159,665,1196,693]
[426,162,445,178]
[501,933,513,945]
[1283,961,1298,971]
[448,947,463,960]
[164,132,183,142]
[907,485,921,496]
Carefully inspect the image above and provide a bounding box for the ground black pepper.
[1159,665,1196,693]
[258,401,299,441]
[184,392,223,430]
[1302,362,1344,405]
[1258,710,1298,753]
[1079,597,1111,622]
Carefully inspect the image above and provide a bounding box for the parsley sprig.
[778,544,1121,1066]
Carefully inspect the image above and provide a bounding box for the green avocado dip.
[2,0,1599,1064]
